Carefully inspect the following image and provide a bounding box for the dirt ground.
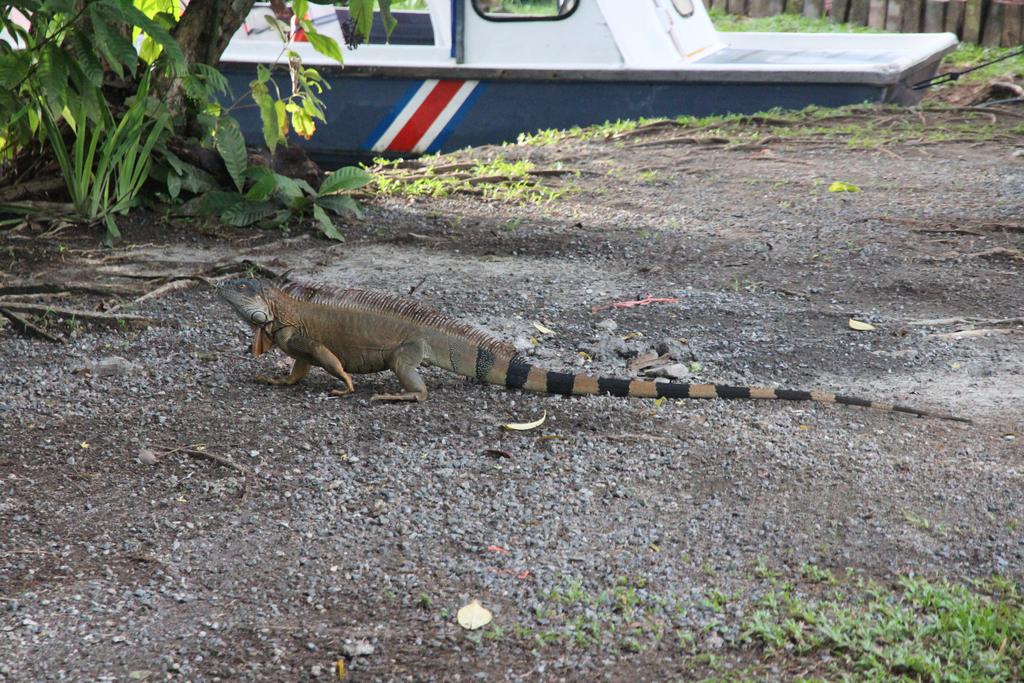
[1,107,1022,681]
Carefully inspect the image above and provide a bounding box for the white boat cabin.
[224,0,957,89]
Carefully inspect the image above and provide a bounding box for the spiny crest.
[270,278,516,356]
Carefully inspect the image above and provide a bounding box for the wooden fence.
[709,0,1024,47]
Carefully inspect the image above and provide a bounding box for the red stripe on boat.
[387,80,464,152]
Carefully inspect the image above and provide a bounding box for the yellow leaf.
[828,181,861,193]
[529,336,539,346]
[80,441,90,449]
[336,658,345,679]
[502,411,547,431]
[848,318,876,331]
[533,321,555,335]
[654,396,666,408]
[799,424,810,431]
[577,351,592,361]
[457,599,493,630]
[622,332,644,341]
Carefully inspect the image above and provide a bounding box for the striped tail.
[485,355,970,424]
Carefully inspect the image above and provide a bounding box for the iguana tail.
[476,353,971,424]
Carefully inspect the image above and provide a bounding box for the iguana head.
[217,278,273,327]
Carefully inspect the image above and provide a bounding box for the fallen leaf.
[483,448,512,459]
[576,350,593,361]
[828,181,861,193]
[80,441,90,449]
[529,336,539,346]
[336,658,345,679]
[502,411,546,431]
[533,321,555,335]
[654,396,667,408]
[622,331,644,341]
[457,599,493,630]
[848,318,876,331]
[487,545,509,554]
[516,570,531,580]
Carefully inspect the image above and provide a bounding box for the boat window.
[472,0,579,21]
[671,0,695,17]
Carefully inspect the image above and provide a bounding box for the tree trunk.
[173,0,257,66]
[164,0,258,124]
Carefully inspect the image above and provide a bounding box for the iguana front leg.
[263,326,356,396]
[257,360,310,385]
[372,341,428,402]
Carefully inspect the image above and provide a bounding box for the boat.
[217,0,957,162]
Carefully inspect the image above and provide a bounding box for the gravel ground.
[1,108,1022,680]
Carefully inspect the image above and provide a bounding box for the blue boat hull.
[218,63,894,163]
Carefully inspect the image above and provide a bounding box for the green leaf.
[166,171,182,199]
[215,117,248,192]
[348,0,375,42]
[67,32,104,88]
[103,215,121,246]
[319,166,373,195]
[193,191,243,216]
[251,81,283,154]
[37,44,69,112]
[290,107,316,140]
[378,0,397,41]
[294,178,317,196]
[305,29,344,65]
[89,6,138,78]
[828,181,861,193]
[265,15,291,44]
[293,0,309,24]
[312,203,344,241]
[117,2,185,73]
[274,100,288,137]
[245,171,278,201]
[273,173,305,204]
[316,194,361,218]
[221,200,277,227]
[0,53,32,89]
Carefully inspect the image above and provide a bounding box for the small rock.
[138,448,160,465]
[342,640,375,658]
[655,337,691,361]
[595,319,618,332]
[310,664,323,676]
[90,356,137,377]
[642,363,690,380]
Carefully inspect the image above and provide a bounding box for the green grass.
[708,8,881,34]
[743,575,1024,680]
[371,154,571,203]
[460,571,1023,681]
[516,102,1007,150]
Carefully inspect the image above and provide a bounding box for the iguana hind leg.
[372,342,428,402]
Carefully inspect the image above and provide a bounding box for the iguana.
[216,277,970,423]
